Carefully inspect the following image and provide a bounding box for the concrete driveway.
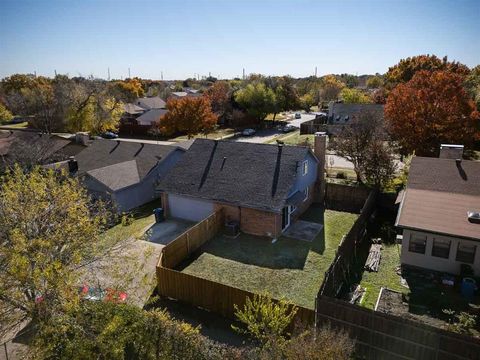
[142,218,195,245]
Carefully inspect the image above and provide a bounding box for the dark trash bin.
[153,208,164,223]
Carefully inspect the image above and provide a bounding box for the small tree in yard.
[0,166,110,339]
[361,140,397,189]
[233,294,354,360]
[157,97,218,139]
[232,293,298,344]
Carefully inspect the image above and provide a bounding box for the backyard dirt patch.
[376,288,445,328]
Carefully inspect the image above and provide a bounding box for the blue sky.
[0,0,479,80]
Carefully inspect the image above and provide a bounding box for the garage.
[167,194,214,222]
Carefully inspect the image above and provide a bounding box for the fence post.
[4,342,8,360]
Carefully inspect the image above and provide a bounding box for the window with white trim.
[303,187,309,202]
[302,160,308,176]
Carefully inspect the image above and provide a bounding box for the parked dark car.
[281,124,297,133]
[101,131,119,139]
[294,113,301,119]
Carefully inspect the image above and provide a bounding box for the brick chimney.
[314,132,327,203]
[439,144,464,160]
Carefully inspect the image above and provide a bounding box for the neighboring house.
[136,109,169,126]
[0,130,83,171]
[157,135,327,238]
[135,96,166,110]
[120,96,167,134]
[396,145,480,276]
[169,89,202,99]
[72,139,185,212]
[327,103,384,124]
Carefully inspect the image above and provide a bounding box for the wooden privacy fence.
[300,120,327,135]
[324,183,371,213]
[320,189,377,297]
[157,259,315,324]
[316,295,480,360]
[156,206,315,326]
[160,209,225,269]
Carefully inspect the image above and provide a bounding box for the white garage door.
[168,194,214,222]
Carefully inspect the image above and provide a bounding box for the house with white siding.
[396,145,480,276]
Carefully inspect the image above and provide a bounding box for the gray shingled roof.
[396,157,480,240]
[136,96,166,110]
[124,103,145,115]
[87,160,140,191]
[136,109,168,125]
[328,103,384,125]
[157,139,314,212]
[74,140,180,190]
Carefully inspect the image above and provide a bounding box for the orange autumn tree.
[385,70,480,156]
[158,96,218,138]
[385,54,470,87]
[204,81,231,117]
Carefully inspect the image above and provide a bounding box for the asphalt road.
[235,113,316,144]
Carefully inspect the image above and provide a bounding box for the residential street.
[235,113,316,144]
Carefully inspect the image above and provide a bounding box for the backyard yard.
[177,207,358,309]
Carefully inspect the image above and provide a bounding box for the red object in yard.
[104,288,128,303]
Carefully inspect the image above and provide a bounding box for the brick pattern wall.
[240,207,281,238]
[214,203,281,238]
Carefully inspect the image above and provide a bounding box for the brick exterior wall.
[214,203,282,238]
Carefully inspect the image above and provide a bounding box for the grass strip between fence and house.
[359,243,406,309]
[177,208,358,310]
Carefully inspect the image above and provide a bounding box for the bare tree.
[329,111,396,188]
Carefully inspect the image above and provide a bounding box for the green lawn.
[266,130,315,147]
[359,243,406,309]
[179,208,358,309]
[0,121,29,129]
[99,200,160,248]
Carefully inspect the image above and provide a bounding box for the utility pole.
[161,71,163,81]
[107,67,110,81]
[209,71,211,78]
[54,69,57,77]
[315,66,317,77]
[128,67,131,78]
[242,68,245,80]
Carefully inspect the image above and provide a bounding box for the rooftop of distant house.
[73,139,183,191]
[328,102,384,124]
